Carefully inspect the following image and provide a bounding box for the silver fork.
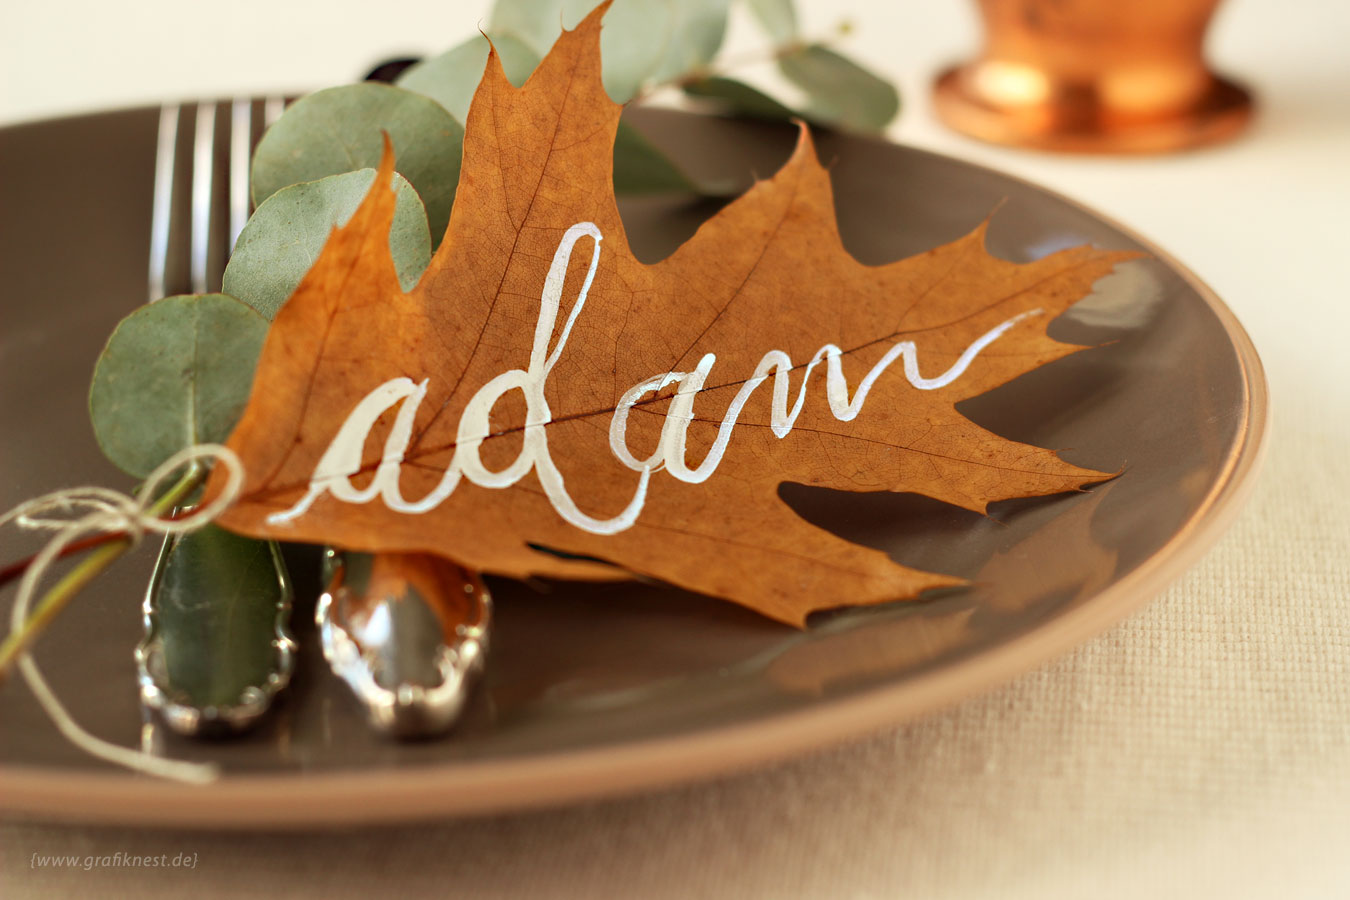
[138,96,298,739]
[147,96,286,301]
[143,91,492,741]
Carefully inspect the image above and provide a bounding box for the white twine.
[1,444,245,784]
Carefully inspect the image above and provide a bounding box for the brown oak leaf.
[208,5,1136,625]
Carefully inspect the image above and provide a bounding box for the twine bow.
[0,444,244,783]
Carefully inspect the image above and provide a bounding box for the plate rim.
[0,112,1270,828]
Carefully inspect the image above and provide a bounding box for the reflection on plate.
[0,106,1266,826]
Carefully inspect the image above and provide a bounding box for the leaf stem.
[0,464,207,679]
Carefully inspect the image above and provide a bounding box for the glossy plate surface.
[0,107,1266,826]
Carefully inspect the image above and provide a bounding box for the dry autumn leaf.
[208,4,1136,626]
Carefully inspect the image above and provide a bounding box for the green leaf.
[89,294,267,478]
[489,0,729,102]
[647,0,731,84]
[777,43,899,133]
[396,32,541,122]
[250,83,462,245]
[745,0,798,45]
[489,0,587,59]
[682,75,797,121]
[145,527,291,712]
[613,120,701,195]
[401,25,702,196]
[224,169,431,320]
[587,0,668,103]
[492,0,651,101]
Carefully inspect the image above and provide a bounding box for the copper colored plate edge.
[0,151,1270,830]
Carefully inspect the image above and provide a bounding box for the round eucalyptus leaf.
[397,33,541,123]
[489,0,728,103]
[90,294,267,478]
[490,0,587,58]
[250,83,462,245]
[777,44,900,133]
[746,0,799,45]
[645,0,730,85]
[588,0,668,103]
[224,169,432,320]
[492,0,659,102]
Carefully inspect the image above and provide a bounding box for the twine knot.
[0,444,246,784]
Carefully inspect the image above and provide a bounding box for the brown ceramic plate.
[0,106,1266,827]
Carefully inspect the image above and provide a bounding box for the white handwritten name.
[269,222,1041,534]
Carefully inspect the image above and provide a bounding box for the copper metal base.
[934,64,1253,154]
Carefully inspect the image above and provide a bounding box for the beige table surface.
[3,1,1348,897]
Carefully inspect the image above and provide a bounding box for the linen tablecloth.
[3,1,1347,896]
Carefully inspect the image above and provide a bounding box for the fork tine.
[229,98,252,255]
[189,101,217,295]
[148,105,180,302]
[150,96,287,303]
[264,96,286,128]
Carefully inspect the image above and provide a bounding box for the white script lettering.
[268,222,1041,534]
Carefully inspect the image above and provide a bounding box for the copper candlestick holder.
[933,0,1254,153]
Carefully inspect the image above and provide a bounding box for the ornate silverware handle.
[318,549,491,739]
[137,526,296,737]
